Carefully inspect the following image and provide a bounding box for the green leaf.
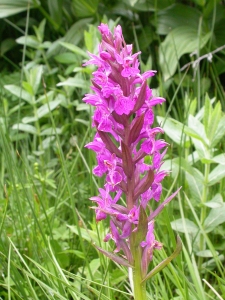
[93,244,132,268]
[22,116,37,123]
[188,112,208,144]
[196,250,218,258]
[16,35,40,48]
[33,19,46,43]
[208,164,225,186]
[187,115,210,161]
[208,102,222,145]
[12,123,37,135]
[211,153,225,165]
[36,99,62,119]
[214,16,225,47]
[36,90,54,103]
[200,77,211,96]
[84,24,100,53]
[171,218,199,235]
[67,225,98,244]
[134,203,148,246]
[142,236,182,282]
[72,0,98,17]
[22,81,33,95]
[54,53,78,64]
[159,27,211,80]
[0,38,16,56]
[174,158,203,201]
[47,0,63,27]
[40,127,61,136]
[56,77,89,89]
[204,204,225,233]
[204,194,224,208]
[211,115,225,148]
[128,0,171,12]
[60,42,89,59]
[157,116,187,146]
[0,0,40,18]
[157,4,202,35]
[193,0,206,6]
[4,84,33,103]
[25,65,43,95]
[63,18,93,46]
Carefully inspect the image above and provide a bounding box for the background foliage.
[0,0,225,299]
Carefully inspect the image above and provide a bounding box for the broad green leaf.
[36,99,62,119]
[0,38,16,55]
[40,136,55,150]
[157,116,184,145]
[211,153,225,165]
[196,250,218,258]
[40,127,61,136]
[211,115,225,148]
[47,0,63,27]
[159,26,211,80]
[22,116,37,123]
[67,225,98,244]
[0,0,40,18]
[192,0,206,6]
[16,35,40,48]
[33,19,46,43]
[200,77,211,96]
[128,0,138,7]
[57,77,89,89]
[84,24,100,53]
[204,204,225,233]
[195,97,216,121]
[190,138,210,162]
[72,0,98,17]
[188,112,208,144]
[36,90,54,103]
[174,158,203,201]
[22,81,33,95]
[171,218,199,235]
[204,194,224,208]
[63,18,93,45]
[4,84,33,103]
[157,4,202,35]
[214,16,225,47]
[187,115,210,161]
[161,115,207,148]
[208,102,222,145]
[208,164,225,186]
[25,65,43,95]
[12,123,37,135]
[60,42,89,59]
[128,0,171,12]
[54,53,78,64]
[189,98,197,116]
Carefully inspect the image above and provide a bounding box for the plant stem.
[198,162,210,268]
[132,243,147,300]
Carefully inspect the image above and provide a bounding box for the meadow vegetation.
[0,0,225,299]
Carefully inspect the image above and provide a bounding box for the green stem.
[198,162,210,268]
[132,243,147,300]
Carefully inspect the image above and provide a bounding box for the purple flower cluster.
[83,24,179,274]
